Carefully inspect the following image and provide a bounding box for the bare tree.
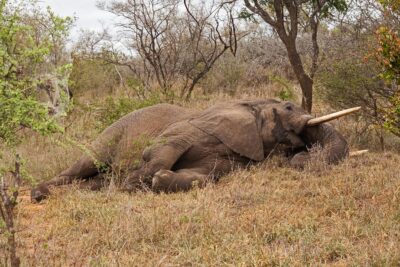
[179,0,237,99]
[100,0,237,99]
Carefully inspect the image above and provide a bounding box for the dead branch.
[0,154,22,267]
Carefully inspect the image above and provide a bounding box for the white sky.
[38,0,116,39]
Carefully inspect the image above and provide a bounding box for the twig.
[0,154,21,267]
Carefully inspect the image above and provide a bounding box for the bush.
[69,58,121,98]
[0,0,72,145]
[270,75,295,101]
[318,56,389,119]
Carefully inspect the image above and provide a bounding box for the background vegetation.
[0,0,399,265]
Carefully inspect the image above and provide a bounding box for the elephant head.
[288,107,360,168]
[189,99,357,166]
[189,99,313,161]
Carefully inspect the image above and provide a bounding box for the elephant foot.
[121,169,153,193]
[31,184,51,203]
[152,169,175,193]
[152,169,206,193]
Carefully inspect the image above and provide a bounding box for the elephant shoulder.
[188,103,264,161]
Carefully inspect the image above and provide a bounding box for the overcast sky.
[39,0,116,39]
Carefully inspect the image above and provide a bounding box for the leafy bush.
[317,52,396,129]
[0,0,72,145]
[1,1,72,265]
[369,0,400,136]
[373,27,399,136]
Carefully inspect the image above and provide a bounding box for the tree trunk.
[285,43,313,113]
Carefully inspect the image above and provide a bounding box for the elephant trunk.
[290,123,349,168]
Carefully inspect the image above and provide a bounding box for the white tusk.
[307,107,361,126]
[349,150,369,156]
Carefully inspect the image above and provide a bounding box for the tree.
[315,0,399,149]
[0,1,72,264]
[100,0,237,99]
[241,0,347,112]
[0,0,68,145]
[0,0,74,145]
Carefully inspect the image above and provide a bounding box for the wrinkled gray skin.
[31,99,348,202]
[288,123,349,169]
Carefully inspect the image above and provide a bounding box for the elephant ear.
[189,103,264,161]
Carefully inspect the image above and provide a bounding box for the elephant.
[31,103,195,201]
[31,99,352,202]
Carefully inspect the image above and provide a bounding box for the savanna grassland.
[1,87,400,266]
[1,0,399,265]
[15,152,400,266]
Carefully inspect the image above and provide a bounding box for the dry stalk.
[0,154,22,267]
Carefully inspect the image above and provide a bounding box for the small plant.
[325,240,347,262]
[270,75,295,101]
[0,155,22,267]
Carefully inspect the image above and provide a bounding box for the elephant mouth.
[306,107,361,126]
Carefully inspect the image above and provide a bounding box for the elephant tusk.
[349,149,369,156]
[306,107,361,126]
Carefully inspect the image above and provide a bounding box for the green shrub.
[0,0,72,146]
[317,57,387,125]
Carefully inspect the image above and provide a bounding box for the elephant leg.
[123,141,192,191]
[151,168,210,193]
[78,173,108,191]
[31,155,100,202]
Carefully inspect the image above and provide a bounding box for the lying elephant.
[31,99,352,202]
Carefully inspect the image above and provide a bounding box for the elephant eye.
[285,105,293,111]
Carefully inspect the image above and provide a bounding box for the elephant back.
[91,103,197,171]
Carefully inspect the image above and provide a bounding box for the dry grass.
[5,152,399,266]
[1,90,400,266]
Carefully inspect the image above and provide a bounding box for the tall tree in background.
[241,0,347,112]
